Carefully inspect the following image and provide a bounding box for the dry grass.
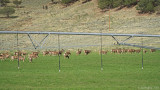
[0,0,160,50]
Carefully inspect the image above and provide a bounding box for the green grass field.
[0,51,160,90]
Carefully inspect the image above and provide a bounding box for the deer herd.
[0,48,157,62]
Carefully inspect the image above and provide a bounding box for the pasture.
[0,50,160,89]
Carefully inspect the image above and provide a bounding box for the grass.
[0,51,160,89]
[0,1,160,89]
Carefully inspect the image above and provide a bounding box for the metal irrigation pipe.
[1,31,160,37]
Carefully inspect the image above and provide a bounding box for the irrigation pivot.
[1,31,160,70]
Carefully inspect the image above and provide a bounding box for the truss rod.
[39,34,50,45]
[28,34,40,48]
[28,34,37,49]
[112,36,120,44]
[121,36,133,44]
[120,43,160,50]
[40,34,50,48]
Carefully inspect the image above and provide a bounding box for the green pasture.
[0,51,160,90]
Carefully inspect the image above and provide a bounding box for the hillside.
[0,0,160,50]
[0,0,159,33]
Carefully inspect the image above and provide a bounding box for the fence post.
[17,32,19,69]
[58,35,61,72]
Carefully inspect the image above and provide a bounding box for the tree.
[61,0,78,6]
[136,0,155,13]
[98,0,125,10]
[123,0,137,7]
[98,0,109,10]
[13,0,22,8]
[0,7,15,18]
[98,0,117,10]
[51,0,54,3]
[155,5,160,15]
[153,0,160,6]
[146,1,154,13]
[0,0,10,7]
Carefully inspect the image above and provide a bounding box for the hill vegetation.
[0,0,10,7]
[0,0,160,50]
[0,0,22,18]
[98,0,160,13]
[57,0,160,13]
[13,0,22,8]
[0,7,15,18]
[0,0,160,18]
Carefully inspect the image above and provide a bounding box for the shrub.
[13,0,22,8]
[98,0,109,10]
[98,0,138,11]
[123,0,137,7]
[51,0,54,3]
[98,0,120,10]
[136,0,160,13]
[61,0,78,5]
[0,0,10,7]
[0,7,15,18]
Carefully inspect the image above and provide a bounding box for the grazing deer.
[0,53,10,60]
[28,53,38,63]
[49,51,59,56]
[117,49,122,54]
[135,49,141,53]
[10,56,18,61]
[43,51,49,56]
[21,52,27,56]
[150,49,156,53]
[28,57,32,63]
[65,50,71,55]
[76,49,82,55]
[99,50,108,54]
[0,54,5,61]
[111,49,117,54]
[32,52,39,56]
[144,50,147,53]
[64,52,70,59]
[15,51,22,56]
[19,56,25,62]
[84,50,91,55]
[58,49,64,55]
[28,54,38,59]
[128,49,135,54]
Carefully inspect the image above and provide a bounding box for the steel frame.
[1,31,159,50]
[0,31,160,37]
[28,33,50,49]
[1,31,160,70]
